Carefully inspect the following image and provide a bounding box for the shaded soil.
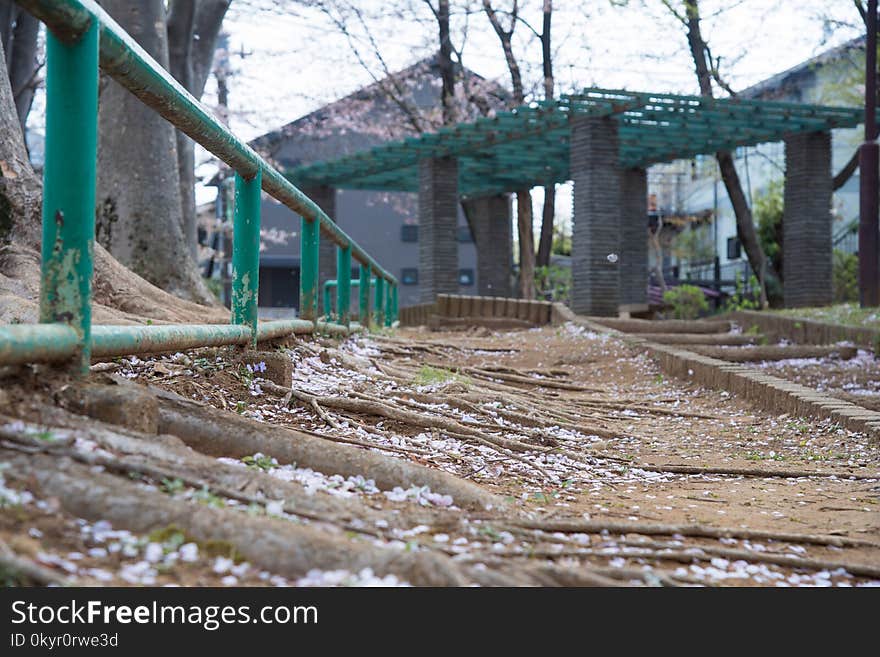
[1,321,878,587]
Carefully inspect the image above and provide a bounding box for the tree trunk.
[0,32,225,324]
[1,4,39,134]
[437,0,456,125]
[167,0,198,259]
[167,0,231,259]
[536,1,555,268]
[681,0,771,308]
[537,184,555,267]
[649,221,667,294]
[516,189,536,299]
[96,0,214,304]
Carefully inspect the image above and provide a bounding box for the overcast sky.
[178,0,864,209]
[210,0,863,142]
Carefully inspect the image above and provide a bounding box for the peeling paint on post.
[384,281,393,328]
[300,216,319,322]
[374,276,385,327]
[359,263,371,326]
[39,16,99,374]
[323,282,333,321]
[336,245,351,326]
[231,167,262,345]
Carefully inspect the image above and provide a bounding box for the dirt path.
[1,322,878,587]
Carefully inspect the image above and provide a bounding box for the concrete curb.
[726,309,880,350]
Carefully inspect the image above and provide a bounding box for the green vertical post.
[384,281,393,327]
[40,19,100,374]
[323,282,333,321]
[231,168,262,346]
[358,263,371,326]
[300,217,320,321]
[336,246,352,326]
[374,275,385,327]
[391,284,399,324]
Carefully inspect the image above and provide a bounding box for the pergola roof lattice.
[287,88,862,197]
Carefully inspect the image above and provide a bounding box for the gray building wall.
[250,57,500,312]
[257,189,477,310]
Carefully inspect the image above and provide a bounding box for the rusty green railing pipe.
[0,320,358,368]
[300,215,320,321]
[336,245,352,326]
[0,324,81,365]
[374,277,385,327]
[231,168,262,345]
[391,284,399,324]
[91,324,251,357]
[15,0,397,287]
[323,277,375,322]
[39,14,98,374]
[255,319,349,341]
[384,283,394,328]
[358,263,371,326]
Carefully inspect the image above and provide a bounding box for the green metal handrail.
[323,278,376,325]
[1,0,398,372]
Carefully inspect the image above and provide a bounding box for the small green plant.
[160,477,185,494]
[413,365,469,387]
[195,486,226,509]
[534,265,571,303]
[832,249,858,303]
[32,430,56,442]
[744,450,786,462]
[663,285,708,320]
[725,273,761,311]
[242,453,277,471]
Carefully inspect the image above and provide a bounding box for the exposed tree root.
[152,386,504,510]
[0,539,71,586]
[1,450,501,586]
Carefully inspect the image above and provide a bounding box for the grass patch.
[770,303,880,330]
[413,365,469,388]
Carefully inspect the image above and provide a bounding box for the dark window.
[401,268,419,285]
[350,268,360,282]
[401,225,418,242]
[458,268,475,286]
[457,225,474,243]
[197,226,208,246]
[726,237,741,260]
[258,266,299,309]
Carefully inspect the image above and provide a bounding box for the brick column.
[570,115,621,316]
[619,167,648,307]
[418,157,458,302]
[783,131,832,307]
[301,185,337,313]
[464,194,513,297]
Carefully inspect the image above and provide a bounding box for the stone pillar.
[619,167,648,307]
[464,194,513,297]
[302,185,337,313]
[418,157,458,303]
[783,131,832,308]
[570,115,621,316]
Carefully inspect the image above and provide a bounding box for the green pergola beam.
[288,87,862,194]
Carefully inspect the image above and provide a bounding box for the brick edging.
[572,315,880,440]
[725,310,880,350]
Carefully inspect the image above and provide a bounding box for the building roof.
[740,36,864,102]
[249,54,509,170]
[287,88,861,197]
